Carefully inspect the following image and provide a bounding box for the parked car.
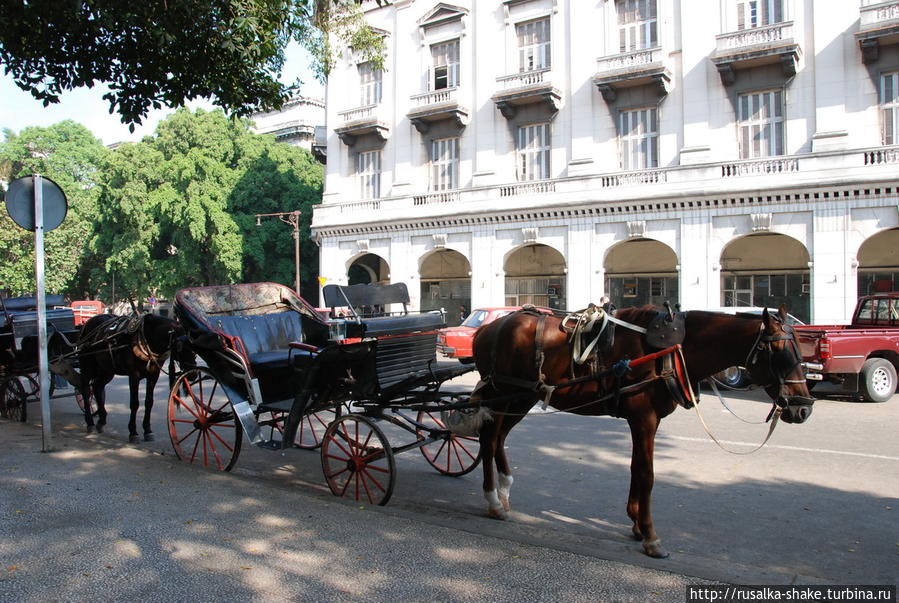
[703,307,805,388]
[796,292,899,402]
[437,307,523,363]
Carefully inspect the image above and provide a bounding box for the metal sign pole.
[33,174,53,452]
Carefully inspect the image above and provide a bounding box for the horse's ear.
[761,307,772,329]
[777,304,788,322]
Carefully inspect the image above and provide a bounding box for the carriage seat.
[212,311,315,371]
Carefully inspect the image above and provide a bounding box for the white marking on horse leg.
[484,489,506,520]
[497,472,513,512]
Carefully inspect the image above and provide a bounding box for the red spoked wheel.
[416,409,482,476]
[0,377,29,422]
[168,367,242,471]
[321,414,395,506]
[272,404,343,450]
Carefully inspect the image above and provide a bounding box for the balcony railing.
[863,147,899,164]
[595,47,663,74]
[716,21,795,52]
[499,181,556,197]
[337,104,378,123]
[721,157,799,177]
[410,88,459,107]
[312,146,899,228]
[496,68,551,90]
[601,169,667,187]
[860,0,899,27]
[413,191,460,205]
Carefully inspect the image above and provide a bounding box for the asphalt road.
[15,367,899,589]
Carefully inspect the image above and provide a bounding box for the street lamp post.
[255,210,302,296]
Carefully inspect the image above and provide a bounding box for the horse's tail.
[168,351,176,392]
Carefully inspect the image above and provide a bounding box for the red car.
[437,306,523,363]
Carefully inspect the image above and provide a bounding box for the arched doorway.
[347,253,389,285]
[504,244,566,310]
[420,249,471,325]
[857,228,899,295]
[604,238,679,309]
[720,233,810,323]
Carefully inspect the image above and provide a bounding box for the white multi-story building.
[251,96,327,160]
[312,0,899,325]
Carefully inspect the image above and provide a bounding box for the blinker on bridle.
[744,317,809,407]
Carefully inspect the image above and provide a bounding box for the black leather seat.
[213,312,314,371]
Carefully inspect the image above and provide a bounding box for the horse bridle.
[742,316,809,407]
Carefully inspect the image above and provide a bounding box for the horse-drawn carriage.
[167,281,481,505]
[0,294,80,421]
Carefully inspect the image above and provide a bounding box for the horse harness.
[80,315,172,373]
[482,304,696,417]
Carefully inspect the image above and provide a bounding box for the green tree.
[230,139,324,295]
[91,108,323,301]
[0,1,383,129]
[0,122,108,297]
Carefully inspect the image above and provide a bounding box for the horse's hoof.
[95,424,104,434]
[86,425,94,434]
[129,434,140,444]
[143,433,155,442]
[499,496,511,513]
[487,507,508,521]
[642,539,670,559]
[631,526,643,541]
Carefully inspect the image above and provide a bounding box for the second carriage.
[0,294,81,421]
[168,281,482,505]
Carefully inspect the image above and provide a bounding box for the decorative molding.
[522,227,538,243]
[313,185,899,238]
[432,233,447,248]
[751,213,773,232]
[357,239,370,253]
[626,220,646,238]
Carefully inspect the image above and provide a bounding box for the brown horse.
[77,314,194,442]
[469,305,814,558]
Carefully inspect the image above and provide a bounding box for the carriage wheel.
[270,403,344,450]
[1,377,28,422]
[321,414,396,506]
[416,409,482,476]
[168,367,243,471]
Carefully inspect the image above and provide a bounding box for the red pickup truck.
[797,292,899,402]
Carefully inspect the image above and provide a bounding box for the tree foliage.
[0,122,108,296]
[91,108,323,302]
[0,0,384,128]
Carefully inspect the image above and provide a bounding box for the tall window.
[358,62,382,106]
[431,40,460,90]
[881,71,899,145]
[735,0,784,30]
[516,17,551,72]
[619,107,659,170]
[517,123,550,181]
[357,150,381,199]
[617,0,658,53]
[737,90,784,158]
[431,137,459,191]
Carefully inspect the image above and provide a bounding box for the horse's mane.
[614,305,665,327]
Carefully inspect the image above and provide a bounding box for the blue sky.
[0,42,324,146]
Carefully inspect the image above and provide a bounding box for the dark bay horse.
[469,305,814,558]
[77,314,193,442]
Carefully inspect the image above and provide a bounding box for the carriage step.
[258,398,295,413]
[257,439,283,450]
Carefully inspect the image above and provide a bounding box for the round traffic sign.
[4,175,68,232]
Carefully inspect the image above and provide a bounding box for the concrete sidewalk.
[0,418,711,602]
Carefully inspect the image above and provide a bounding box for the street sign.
[2,175,69,452]
[4,175,67,232]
